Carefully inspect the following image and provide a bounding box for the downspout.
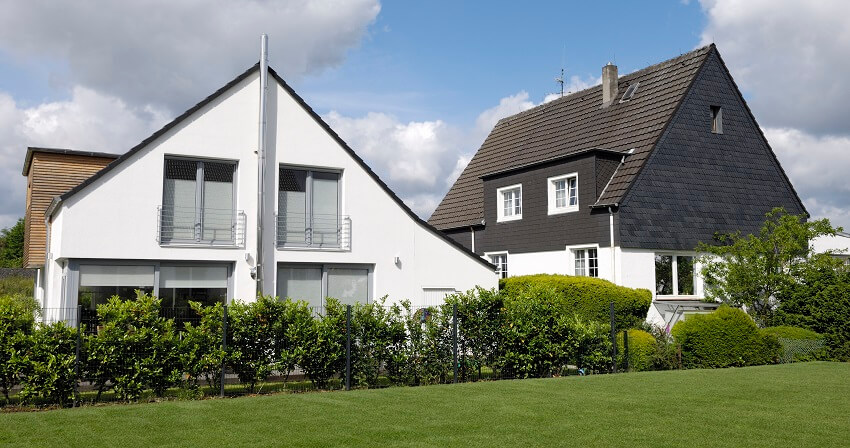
[256,34,269,297]
[42,215,51,320]
[608,206,616,284]
[470,226,475,253]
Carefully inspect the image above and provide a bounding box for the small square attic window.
[711,106,723,134]
[619,82,639,103]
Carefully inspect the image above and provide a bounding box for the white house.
[24,44,496,318]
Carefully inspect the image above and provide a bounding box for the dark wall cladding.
[442,227,473,252]
[479,153,615,255]
[619,53,806,250]
[0,268,36,279]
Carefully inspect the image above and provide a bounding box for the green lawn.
[2,362,848,447]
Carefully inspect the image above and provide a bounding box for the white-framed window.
[548,173,578,214]
[573,248,598,277]
[655,254,696,296]
[487,252,508,279]
[496,184,522,222]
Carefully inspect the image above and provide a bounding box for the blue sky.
[0,0,847,231]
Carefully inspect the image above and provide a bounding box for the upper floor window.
[711,105,723,134]
[548,173,578,214]
[278,167,345,248]
[496,184,522,222]
[160,158,238,245]
[655,254,695,296]
[489,253,508,279]
[574,248,598,277]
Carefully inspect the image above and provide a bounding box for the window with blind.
[161,158,236,244]
[278,167,341,247]
[78,264,155,310]
[159,265,228,308]
[276,264,371,311]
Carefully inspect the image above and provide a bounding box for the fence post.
[345,305,351,391]
[452,303,458,384]
[73,305,82,407]
[220,304,227,398]
[622,329,629,372]
[610,301,617,374]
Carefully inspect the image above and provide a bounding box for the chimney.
[602,62,618,106]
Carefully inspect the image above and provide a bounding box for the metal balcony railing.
[157,206,246,247]
[276,212,351,250]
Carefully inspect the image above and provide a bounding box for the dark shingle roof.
[428,45,713,230]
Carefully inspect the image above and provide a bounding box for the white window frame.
[496,184,523,222]
[568,245,599,278]
[547,173,579,215]
[655,253,698,297]
[485,251,509,279]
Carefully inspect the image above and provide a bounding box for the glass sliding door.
[277,266,323,310]
[159,265,228,309]
[277,264,372,310]
[78,264,155,310]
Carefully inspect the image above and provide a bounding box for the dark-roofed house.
[429,45,806,328]
[25,56,496,321]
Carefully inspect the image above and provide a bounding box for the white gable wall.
[42,69,496,309]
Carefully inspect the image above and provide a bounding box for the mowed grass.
[2,362,848,448]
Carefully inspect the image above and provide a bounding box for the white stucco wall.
[42,69,496,309]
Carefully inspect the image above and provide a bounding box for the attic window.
[711,106,723,134]
[619,82,639,103]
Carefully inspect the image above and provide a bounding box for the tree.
[696,207,843,326]
[0,218,25,268]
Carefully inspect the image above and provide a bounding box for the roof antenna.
[553,44,566,97]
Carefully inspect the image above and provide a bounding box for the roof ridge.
[493,45,714,128]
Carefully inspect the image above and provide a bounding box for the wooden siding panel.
[23,152,116,268]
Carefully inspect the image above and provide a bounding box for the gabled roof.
[43,63,494,270]
[22,146,119,176]
[429,45,714,230]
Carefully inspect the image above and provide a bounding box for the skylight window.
[619,82,639,103]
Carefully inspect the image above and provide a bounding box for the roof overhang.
[480,148,629,180]
[22,146,119,177]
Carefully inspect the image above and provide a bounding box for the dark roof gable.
[428,46,714,229]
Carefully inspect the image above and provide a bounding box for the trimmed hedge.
[672,306,781,368]
[500,274,652,329]
[760,326,823,340]
[617,329,656,372]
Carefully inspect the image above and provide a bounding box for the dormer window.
[548,173,578,215]
[496,184,522,222]
[711,105,723,134]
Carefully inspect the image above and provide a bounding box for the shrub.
[617,329,656,372]
[445,287,503,381]
[672,306,781,368]
[345,297,402,388]
[500,274,651,329]
[300,299,346,389]
[384,301,453,386]
[0,295,37,400]
[180,302,227,391]
[17,322,77,406]
[760,326,823,340]
[0,276,34,297]
[85,293,181,401]
[760,326,826,363]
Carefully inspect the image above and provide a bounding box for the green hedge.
[500,275,652,329]
[672,306,781,368]
[760,326,823,340]
[617,329,656,372]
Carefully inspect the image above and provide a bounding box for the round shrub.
[500,274,652,329]
[617,329,656,372]
[672,306,781,368]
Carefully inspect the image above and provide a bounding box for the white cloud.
[0,87,168,228]
[327,91,540,219]
[699,0,850,134]
[764,127,850,229]
[0,0,381,113]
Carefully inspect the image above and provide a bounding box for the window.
[655,254,695,296]
[496,185,522,222]
[548,174,578,214]
[574,248,598,277]
[159,265,228,309]
[619,82,639,103]
[276,264,372,310]
[711,106,723,134]
[78,265,155,310]
[279,167,341,247]
[489,253,508,279]
[161,158,236,244]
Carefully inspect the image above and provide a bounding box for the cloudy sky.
[0,0,847,230]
